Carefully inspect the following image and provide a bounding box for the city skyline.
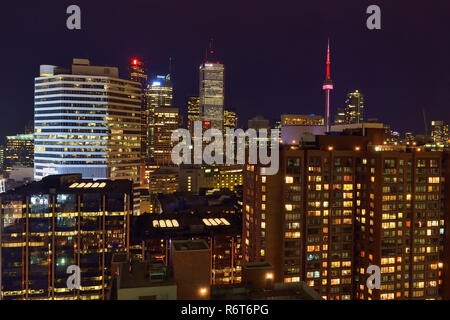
[0,1,449,142]
[1,0,450,303]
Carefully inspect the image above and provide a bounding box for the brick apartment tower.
[242,129,448,300]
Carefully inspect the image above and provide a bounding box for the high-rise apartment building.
[0,174,132,300]
[355,151,444,300]
[34,59,142,182]
[431,121,449,147]
[4,134,34,172]
[344,90,364,124]
[200,40,224,131]
[242,128,448,300]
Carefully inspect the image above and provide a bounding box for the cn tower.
[322,39,333,132]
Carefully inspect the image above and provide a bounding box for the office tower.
[200,39,225,131]
[431,121,449,146]
[129,58,149,162]
[148,167,179,194]
[203,164,243,192]
[344,90,365,124]
[224,109,238,149]
[322,39,334,132]
[4,133,34,172]
[153,107,179,165]
[334,108,346,125]
[248,116,270,130]
[242,128,447,300]
[129,58,148,87]
[178,164,243,194]
[187,96,201,135]
[147,74,174,161]
[224,109,237,131]
[34,59,142,182]
[148,75,173,108]
[0,174,132,300]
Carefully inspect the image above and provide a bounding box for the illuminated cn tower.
[322,39,333,132]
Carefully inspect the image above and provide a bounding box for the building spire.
[206,37,216,62]
[326,38,331,80]
[322,38,334,133]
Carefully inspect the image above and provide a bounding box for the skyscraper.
[4,133,34,172]
[34,58,142,182]
[322,39,333,132]
[147,74,174,161]
[200,39,225,132]
[129,58,149,162]
[129,58,148,87]
[153,107,180,165]
[0,174,132,300]
[148,75,173,108]
[431,120,449,146]
[224,109,237,131]
[344,90,365,124]
[187,96,201,136]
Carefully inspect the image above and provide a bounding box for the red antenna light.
[132,59,138,65]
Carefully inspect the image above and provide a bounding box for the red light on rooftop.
[132,59,138,65]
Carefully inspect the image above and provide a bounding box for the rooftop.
[172,240,209,252]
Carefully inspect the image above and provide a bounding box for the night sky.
[0,0,449,143]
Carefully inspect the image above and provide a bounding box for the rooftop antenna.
[167,57,172,81]
[422,108,428,136]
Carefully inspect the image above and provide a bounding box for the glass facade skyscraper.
[146,75,173,161]
[344,90,364,124]
[0,174,132,300]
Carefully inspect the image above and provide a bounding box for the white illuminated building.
[34,58,142,181]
